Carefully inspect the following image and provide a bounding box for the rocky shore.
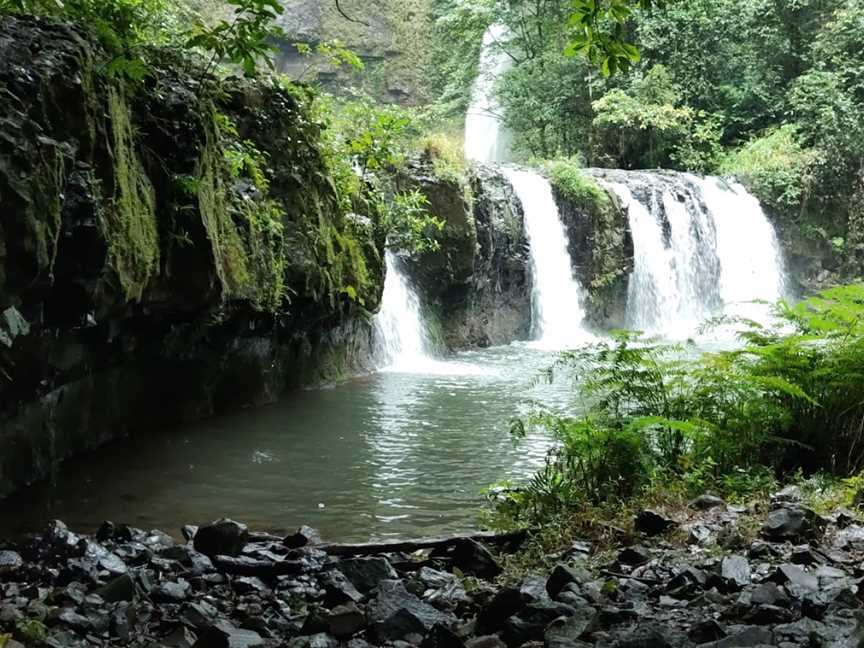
[3,492,864,647]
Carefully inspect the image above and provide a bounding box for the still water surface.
[1,344,578,542]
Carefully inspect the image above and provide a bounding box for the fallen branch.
[317,530,529,557]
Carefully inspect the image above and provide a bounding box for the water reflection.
[0,344,576,542]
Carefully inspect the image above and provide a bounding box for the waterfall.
[503,169,590,347]
[464,24,512,164]
[601,171,786,337]
[374,252,432,370]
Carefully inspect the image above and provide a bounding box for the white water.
[605,173,786,338]
[464,25,512,164]
[374,252,433,371]
[503,169,591,347]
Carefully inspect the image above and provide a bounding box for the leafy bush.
[495,284,864,525]
[544,159,611,210]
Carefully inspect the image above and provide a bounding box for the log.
[316,529,528,557]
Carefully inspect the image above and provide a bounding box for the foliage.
[494,285,864,525]
[292,39,365,83]
[382,190,445,254]
[544,159,610,209]
[418,131,467,184]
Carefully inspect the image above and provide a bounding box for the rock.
[689,619,726,643]
[0,550,23,575]
[476,588,525,634]
[546,564,588,599]
[750,582,790,607]
[466,637,507,648]
[95,573,136,603]
[46,608,92,633]
[421,624,466,648]
[286,634,339,648]
[790,545,827,566]
[721,555,751,589]
[336,557,399,594]
[706,626,773,647]
[771,564,819,592]
[543,608,597,647]
[614,624,673,648]
[690,494,726,510]
[182,525,199,542]
[367,580,455,642]
[617,546,651,566]
[762,506,826,542]
[285,526,323,549]
[96,521,115,542]
[500,601,577,647]
[321,569,365,607]
[193,621,265,648]
[772,485,802,504]
[152,579,191,603]
[193,519,249,558]
[634,510,675,536]
[180,602,218,630]
[432,539,501,580]
[327,602,366,638]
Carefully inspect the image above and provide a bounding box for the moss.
[102,83,160,302]
[545,159,614,212]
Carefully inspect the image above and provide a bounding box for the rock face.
[403,161,532,349]
[0,16,386,498]
[551,178,633,329]
[274,0,432,105]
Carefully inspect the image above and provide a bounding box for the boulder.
[193,519,249,558]
[634,510,676,536]
[336,557,399,594]
[762,507,826,542]
[366,580,456,642]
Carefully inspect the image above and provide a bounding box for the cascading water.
[374,252,433,370]
[465,26,590,347]
[503,169,591,347]
[601,171,786,337]
[464,24,512,164]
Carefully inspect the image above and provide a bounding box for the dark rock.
[500,601,577,647]
[193,519,249,558]
[95,521,115,542]
[95,573,136,603]
[180,602,218,630]
[634,510,676,536]
[431,539,501,580]
[762,506,826,542]
[690,494,726,510]
[213,555,302,577]
[367,580,455,642]
[285,526,323,549]
[613,624,673,648]
[320,569,364,607]
[546,564,589,599]
[182,525,199,542]
[476,588,525,634]
[327,602,366,638]
[337,557,399,594]
[772,485,802,504]
[617,546,651,566]
[421,624,466,648]
[750,583,790,607]
[706,626,773,647]
[466,637,507,648]
[46,607,92,633]
[790,545,828,566]
[286,634,339,648]
[689,619,726,643]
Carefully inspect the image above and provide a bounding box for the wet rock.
[181,601,219,630]
[337,557,399,594]
[193,519,249,558]
[721,555,751,589]
[0,550,23,576]
[367,580,456,642]
[790,545,828,566]
[750,582,790,607]
[285,526,323,549]
[46,607,92,633]
[772,485,802,504]
[432,539,501,580]
[152,579,191,603]
[762,506,826,542]
[690,494,726,510]
[634,510,676,536]
[466,637,507,648]
[286,634,339,648]
[96,521,115,542]
[327,602,366,638]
